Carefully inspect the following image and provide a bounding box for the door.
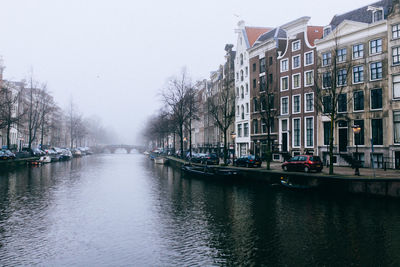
[339,128,347,152]
[282,133,288,152]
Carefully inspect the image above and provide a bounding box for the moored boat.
[154,157,168,164]
[280,176,318,190]
[181,164,240,178]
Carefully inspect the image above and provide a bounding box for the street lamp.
[352,125,361,176]
[231,132,236,163]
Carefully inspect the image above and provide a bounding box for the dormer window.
[373,9,383,22]
[292,40,301,51]
[323,26,331,38]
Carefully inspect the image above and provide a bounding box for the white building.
[234,21,271,157]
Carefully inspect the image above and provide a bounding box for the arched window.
[240,70,244,81]
[241,105,245,120]
[240,54,244,65]
[241,86,244,99]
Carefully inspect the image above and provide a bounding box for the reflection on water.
[0,153,400,266]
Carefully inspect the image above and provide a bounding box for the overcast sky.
[0,0,376,144]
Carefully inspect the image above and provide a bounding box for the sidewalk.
[265,161,400,179]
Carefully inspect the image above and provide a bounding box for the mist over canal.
[1,152,400,266]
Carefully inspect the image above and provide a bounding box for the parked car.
[201,153,219,165]
[15,151,31,159]
[234,155,262,167]
[281,155,323,173]
[190,153,206,163]
[0,150,16,160]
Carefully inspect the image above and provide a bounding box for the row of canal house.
[233,0,400,168]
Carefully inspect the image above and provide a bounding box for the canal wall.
[0,157,39,169]
[166,156,400,198]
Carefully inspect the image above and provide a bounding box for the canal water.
[1,152,400,266]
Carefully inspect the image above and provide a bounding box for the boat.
[39,155,52,163]
[181,164,240,178]
[280,176,317,190]
[154,157,168,164]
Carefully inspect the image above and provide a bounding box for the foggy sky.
[0,0,375,144]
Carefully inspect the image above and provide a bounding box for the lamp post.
[231,132,236,164]
[352,125,361,176]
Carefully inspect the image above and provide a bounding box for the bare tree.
[161,69,194,158]
[208,44,236,164]
[38,89,57,146]
[0,83,25,149]
[314,34,353,175]
[25,79,45,149]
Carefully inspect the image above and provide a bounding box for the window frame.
[292,40,301,52]
[304,116,314,148]
[322,71,332,89]
[292,55,301,69]
[292,94,301,114]
[353,90,364,112]
[280,58,289,72]
[304,70,314,87]
[370,88,383,110]
[352,43,364,59]
[322,52,331,66]
[281,96,289,115]
[392,46,400,66]
[369,38,382,55]
[352,65,364,84]
[393,75,400,99]
[393,23,400,40]
[292,73,301,89]
[370,61,383,81]
[338,93,347,113]
[304,51,314,66]
[337,48,347,63]
[280,76,289,91]
[304,92,314,113]
[292,118,301,148]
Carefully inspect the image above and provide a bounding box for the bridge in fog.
[92,144,146,154]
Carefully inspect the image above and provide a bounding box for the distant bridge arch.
[93,144,145,154]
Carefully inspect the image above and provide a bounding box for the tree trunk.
[223,129,227,164]
[189,118,192,158]
[329,114,335,175]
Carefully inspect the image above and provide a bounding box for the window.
[292,40,300,51]
[246,83,248,94]
[372,119,383,145]
[240,54,243,65]
[353,44,364,59]
[260,58,266,73]
[269,73,273,84]
[370,39,382,54]
[393,47,400,65]
[323,72,332,88]
[337,48,347,62]
[292,73,301,89]
[292,55,300,69]
[261,119,267,134]
[306,117,313,147]
[322,52,331,66]
[246,103,249,113]
[260,76,266,92]
[244,123,249,137]
[394,111,400,143]
[338,93,347,112]
[241,86,244,99]
[252,63,256,72]
[236,105,239,116]
[241,105,244,119]
[370,62,382,80]
[240,70,244,81]
[238,124,242,137]
[253,98,258,112]
[268,94,274,109]
[337,69,347,86]
[281,59,288,72]
[304,70,313,86]
[236,87,239,97]
[253,79,257,89]
[293,95,301,114]
[373,10,383,22]
[253,119,259,134]
[293,118,300,147]
[245,66,248,76]
[394,75,400,99]
[323,121,331,145]
[281,119,288,132]
[393,24,400,39]
[269,56,273,65]
[281,76,289,91]
[305,51,313,66]
[323,26,331,37]
[353,65,364,83]
[260,96,266,111]
[371,88,382,109]
[354,120,365,145]
[353,91,364,111]
[323,96,332,113]
[281,97,288,115]
[305,93,314,112]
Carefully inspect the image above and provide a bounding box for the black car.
[201,153,219,165]
[190,153,206,163]
[234,155,262,167]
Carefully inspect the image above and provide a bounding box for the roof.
[329,0,392,29]
[245,27,272,47]
[252,27,287,47]
[307,26,323,46]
